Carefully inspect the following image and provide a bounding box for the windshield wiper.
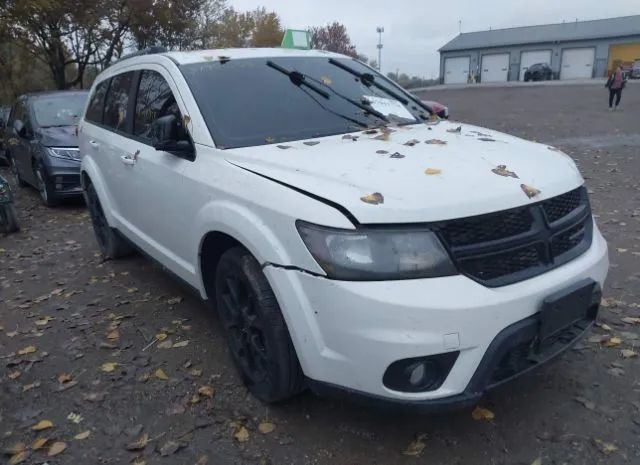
[328,58,433,116]
[267,61,330,99]
[267,60,388,125]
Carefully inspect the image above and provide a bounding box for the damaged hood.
[224,121,584,224]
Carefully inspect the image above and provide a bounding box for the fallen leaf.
[403,434,427,456]
[47,442,67,457]
[478,137,496,142]
[320,76,332,85]
[258,422,276,434]
[303,140,320,146]
[157,340,173,349]
[156,332,168,341]
[32,419,54,431]
[8,451,28,465]
[389,152,405,159]
[101,362,118,373]
[376,150,389,154]
[574,396,596,411]
[154,368,169,380]
[198,385,214,398]
[604,337,622,347]
[126,434,149,451]
[8,370,21,380]
[342,134,358,141]
[593,438,618,454]
[166,297,183,305]
[159,440,181,456]
[67,412,83,424]
[233,425,250,443]
[277,144,292,149]
[491,165,519,179]
[172,340,189,348]
[530,458,542,465]
[520,184,541,199]
[621,317,640,325]
[106,330,119,340]
[446,126,462,133]
[18,346,37,355]
[74,430,91,440]
[23,381,41,392]
[403,139,420,146]
[621,349,637,358]
[425,168,442,175]
[424,138,447,145]
[31,437,48,450]
[471,406,495,421]
[50,288,64,296]
[6,443,26,455]
[58,373,73,384]
[189,368,203,377]
[360,192,384,205]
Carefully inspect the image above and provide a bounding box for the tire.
[0,203,19,233]
[34,163,59,207]
[9,155,27,188]
[85,182,134,259]
[214,246,305,403]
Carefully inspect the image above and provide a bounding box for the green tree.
[250,7,283,47]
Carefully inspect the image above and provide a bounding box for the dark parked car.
[524,63,552,82]
[6,91,88,206]
[0,105,11,164]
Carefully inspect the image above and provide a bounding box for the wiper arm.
[328,58,433,115]
[267,60,387,124]
[267,60,330,99]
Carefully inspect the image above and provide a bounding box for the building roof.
[440,15,640,52]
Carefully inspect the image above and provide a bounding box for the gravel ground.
[1,83,639,465]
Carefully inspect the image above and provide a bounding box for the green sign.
[281,29,311,50]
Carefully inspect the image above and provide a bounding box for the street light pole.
[376,26,384,72]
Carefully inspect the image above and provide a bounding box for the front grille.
[438,186,592,287]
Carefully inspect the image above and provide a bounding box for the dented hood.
[224,121,584,224]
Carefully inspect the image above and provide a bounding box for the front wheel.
[85,183,134,259]
[35,163,59,207]
[0,203,19,233]
[214,247,305,403]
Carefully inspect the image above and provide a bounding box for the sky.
[232,0,638,78]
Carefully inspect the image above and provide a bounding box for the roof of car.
[136,47,347,66]
[22,90,89,100]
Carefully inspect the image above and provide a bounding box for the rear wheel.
[214,247,305,403]
[9,156,26,188]
[0,203,19,233]
[35,163,59,207]
[85,182,133,259]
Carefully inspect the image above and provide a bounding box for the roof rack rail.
[108,46,167,67]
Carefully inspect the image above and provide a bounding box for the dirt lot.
[1,83,639,465]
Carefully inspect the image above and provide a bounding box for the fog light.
[383,352,459,393]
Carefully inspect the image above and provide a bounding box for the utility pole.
[376,26,384,72]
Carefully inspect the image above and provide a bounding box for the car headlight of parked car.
[47,147,81,161]
[297,221,457,280]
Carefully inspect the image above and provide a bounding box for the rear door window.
[103,72,134,132]
[134,70,187,143]
[86,80,110,124]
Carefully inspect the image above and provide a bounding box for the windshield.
[181,57,426,149]
[33,93,88,127]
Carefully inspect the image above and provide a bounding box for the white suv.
[79,48,608,410]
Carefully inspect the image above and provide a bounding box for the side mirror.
[151,115,194,160]
[13,119,25,137]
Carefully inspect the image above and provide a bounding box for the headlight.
[296,221,457,280]
[47,147,80,161]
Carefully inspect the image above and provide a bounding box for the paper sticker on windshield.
[363,95,414,120]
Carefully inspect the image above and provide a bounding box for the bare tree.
[309,22,358,57]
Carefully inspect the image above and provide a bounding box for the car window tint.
[86,80,110,124]
[103,72,134,131]
[134,70,186,142]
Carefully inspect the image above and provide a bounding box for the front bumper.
[264,225,608,406]
[47,159,82,197]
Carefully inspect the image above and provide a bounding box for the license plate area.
[539,279,596,342]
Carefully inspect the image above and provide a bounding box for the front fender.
[193,198,323,297]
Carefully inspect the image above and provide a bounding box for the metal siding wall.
[440,35,640,81]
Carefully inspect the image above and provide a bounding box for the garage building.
[439,15,640,84]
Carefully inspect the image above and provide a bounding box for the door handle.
[120,150,139,166]
[121,155,136,166]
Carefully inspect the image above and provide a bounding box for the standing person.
[606,65,627,111]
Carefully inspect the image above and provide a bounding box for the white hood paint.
[225,121,584,224]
